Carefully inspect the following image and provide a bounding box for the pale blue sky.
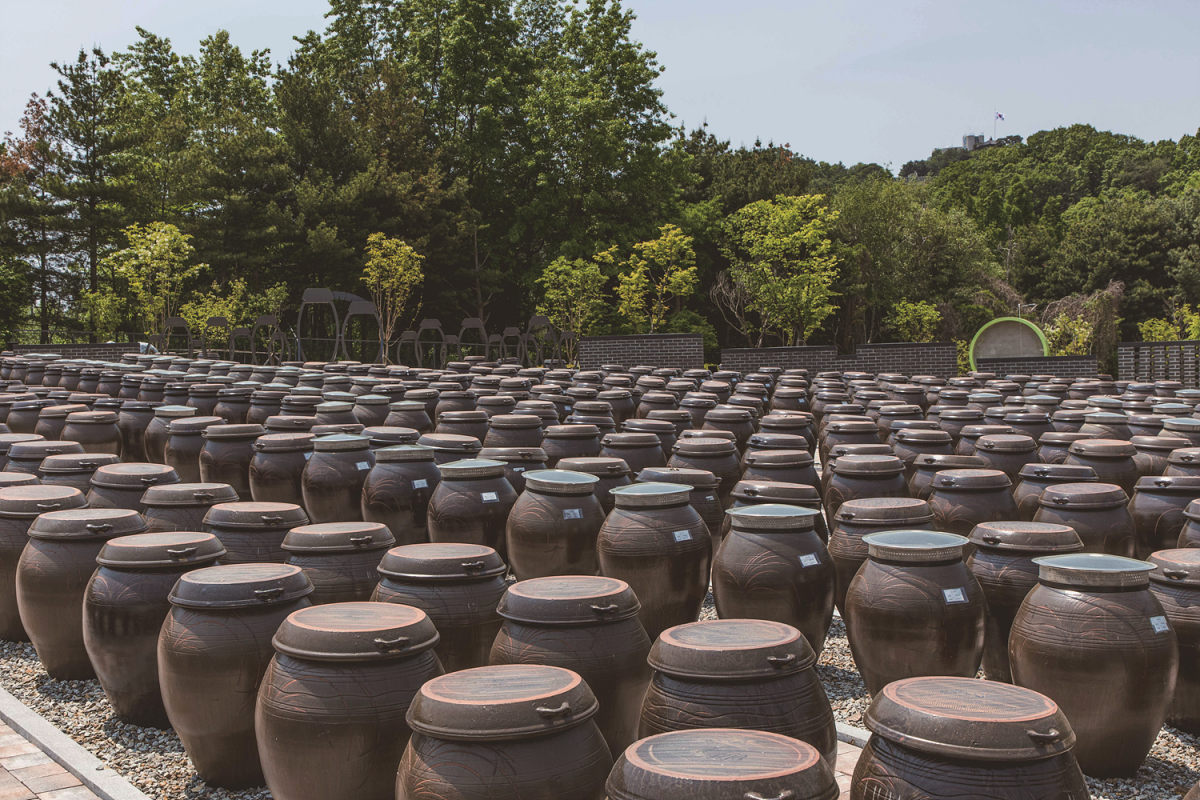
[3,0,1198,170]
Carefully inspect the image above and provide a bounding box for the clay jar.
[0,433,44,471]
[61,410,122,456]
[1033,482,1136,557]
[203,501,310,563]
[1148,550,1200,733]
[824,455,910,521]
[361,445,440,546]
[165,415,225,482]
[1009,553,1177,777]
[740,449,820,492]
[384,401,433,434]
[4,439,82,475]
[281,521,395,603]
[145,406,195,463]
[702,407,755,453]
[667,437,741,507]
[142,482,238,533]
[248,432,313,505]
[1168,447,1200,478]
[555,456,631,513]
[908,453,986,500]
[638,619,838,768]
[84,531,225,726]
[18,508,146,679]
[966,521,1083,683]
[436,409,490,441]
[713,505,835,655]
[199,423,263,501]
[1129,475,1200,559]
[852,677,1089,800]
[482,414,543,449]
[373,543,506,671]
[723,481,827,548]
[34,403,87,441]
[828,497,935,616]
[608,729,839,800]
[819,419,880,465]
[397,664,612,800]
[427,458,518,559]
[505,469,604,580]
[956,424,1015,456]
[622,419,677,460]
[541,424,601,467]
[927,468,1019,536]
[301,434,375,523]
[598,483,712,641]
[87,463,180,513]
[1133,435,1188,477]
[489,575,652,757]
[892,429,955,480]
[475,446,547,493]
[1037,431,1093,464]
[256,603,443,800]
[600,432,667,474]
[159,564,314,789]
[845,531,985,696]
[38,452,119,493]
[636,466,723,539]
[972,433,1039,484]
[1063,437,1139,496]
[1012,464,1097,521]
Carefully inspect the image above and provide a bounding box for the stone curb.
[0,685,151,800]
[836,720,871,747]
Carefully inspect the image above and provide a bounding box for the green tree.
[94,222,204,338]
[536,246,612,341]
[617,224,697,333]
[361,232,425,361]
[887,300,941,342]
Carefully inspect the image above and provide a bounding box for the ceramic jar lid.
[265,415,317,431]
[831,455,904,477]
[648,619,815,679]
[960,425,1015,438]
[824,420,878,435]
[7,440,83,462]
[522,469,598,495]
[672,437,737,456]
[142,482,239,507]
[1068,438,1136,458]
[1135,475,1200,494]
[894,429,953,446]
[37,404,88,420]
[272,602,438,661]
[488,414,542,430]
[97,531,226,568]
[743,449,814,468]
[726,504,821,531]
[497,575,640,625]
[911,454,986,471]
[167,416,224,433]
[1033,552,1154,588]
[203,423,264,440]
[976,433,1037,453]
[478,447,548,464]
[622,420,675,435]
[863,530,968,562]
[282,521,395,553]
[363,426,420,446]
[312,433,370,452]
[1039,482,1127,509]
[746,432,808,450]
[1169,448,1200,466]
[1133,435,1188,452]
[169,563,314,608]
[933,468,1012,491]
[377,542,506,580]
[602,433,662,449]
[543,425,600,440]
[374,444,436,463]
[938,408,985,420]
[1017,464,1097,482]
[1149,549,1200,587]
[968,521,1083,553]
[835,497,933,525]
[556,457,631,477]
[91,463,180,489]
[407,664,599,740]
[611,483,689,509]
[636,467,717,489]
[0,434,44,454]
[439,410,488,423]
[253,432,315,453]
[28,507,146,540]
[0,485,86,518]
[730,481,820,503]
[865,676,1075,761]
[0,474,39,489]
[438,458,506,479]
[203,501,309,529]
[39,453,120,473]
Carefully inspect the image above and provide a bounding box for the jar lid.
[418,433,483,452]
[272,602,438,661]
[602,432,662,448]
[1132,435,1188,452]
[38,403,88,420]
[976,433,1036,453]
[0,434,44,453]
[704,408,752,423]
[90,463,180,490]
[835,497,933,525]
[253,432,315,453]
[412,666,600,744]
[312,433,370,452]
[831,455,904,477]
[968,521,1083,553]
[1149,549,1200,587]
[1017,464,1097,482]
[726,504,820,531]
[742,449,814,468]
[746,433,808,451]
[0,484,86,518]
[864,530,968,562]
[7,440,84,461]
[1169,448,1200,465]
[554,456,630,477]
[28,507,146,540]
[933,468,1012,491]
[865,676,1075,761]
[97,531,226,568]
[911,454,986,471]
[522,469,598,495]
[1165,418,1200,433]
[544,424,600,440]
[636,466,717,489]
[1039,482,1127,509]
[142,482,239,507]
[157,406,199,420]
[168,416,225,433]
[487,414,542,430]
[1033,552,1154,588]
[39,453,120,473]
[1039,432,1096,446]
[611,482,690,508]
[203,501,309,529]
[1135,475,1200,495]
[622,420,676,435]
[477,447,548,464]
[824,420,879,435]
[0,473,39,489]
[169,563,314,608]
[377,542,506,580]
[281,521,395,553]
[374,444,436,464]
[438,410,489,423]
[363,426,420,446]
[960,425,1015,438]
[188,384,222,396]
[894,429,953,446]
[648,619,815,679]
[265,415,318,431]
[355,394,389,407]
[878,405,922,417]
[203,423,265,440]
[438,458,506,479]
[497,575,640,625]
[937,408,985,420]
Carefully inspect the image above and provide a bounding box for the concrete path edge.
[836,720,871,747]
[0,685,151,800]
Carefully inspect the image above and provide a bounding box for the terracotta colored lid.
[636,466,717,489]
[0,473,39,489]
[835,497,933,525]
[90,463,180,490]
[272,602,438,661]
[726,504,820,531]
[933,469,1012,491]
[1033,552,1153,588]
[1017,464,1097,482]
[203,501,309,529]
[1039,482,1127,509]
[39,453,120,473]
[97,531,225,568]
[407,664,599,740]
[497,575,640,625]
[968,521,1083,553]
[865,676,1076,761]
[648,619,815,679]
[282,521,395,553]
[142,482,239,507]
[831,455,904,477]
[555,456,630,477]
[1149,549,1200,588]
[611,483,690,509]
[27,507,146,540]
[976,433,1036,453]
[169,563,314,608]
[377,542,506,581]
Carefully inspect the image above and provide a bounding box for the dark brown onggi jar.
[481,414,543,449]
[373,542,506,672]
[281,521,395,604]
[301,434,375,523]
[38,452,119,493]
[1036,431,1094,465]
[600,432,667,474]
[972,433,1039,484]
[145,406,195,464]
[361,445,440,546]
[1169,447,1200,478]
[115,401,157,462]
[541,424,601,467]
[435,409,490,440]
[1179,499,1200,548]
[845,531,985,696]
[248,432,313,505]
[59,410,121,457]
[1133,434,1188,477]
[505,469,604,580]
[740,449,820,493]
[636,466,723,539]
[966,521,1083,683]
[1064,438,1140,496]
[4,439,83,476]
[384,401,433,433]
[1033,482,1136,557]
[142,482,238,533]
[33,403,86,441]
[427,458,517,559]
[476,446,546,493]
[417,432,483,464]
[1009,553,1176,777]
[1129,475,1200,559]
[555,456,631,513]
[159,563,314,789]
[0,433,44,471]
[956,424,1015,456]
[852,677,1089,800]
[83,531,225,726]
[828,497,935,616]
[198,423,263,501]
[1148,549,1200,733]
[667,437,741,508]
[490,575,652,757]
[723,481,827,547]
[203,501,309,563]
[824,455,910,521]
[397,664,612,800]
[18,508,146,679]
[256,603,442,800]
[702,407,755,453]
[819,419,880,465]
[1012,464,1097,521]
[598,483,711,641]
[639,619,837,768]
[908,453,986,500]
[165,415,225,482]
[622,419,677,460]
[714,505,835,654]
[87,463,180,513]
[927,468,1019,537]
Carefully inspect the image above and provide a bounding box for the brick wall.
[718,342,958,378]
[5,342,142,360]
[976,355,1098,379]
[1117,341,1200,385]
[578,334,705,369]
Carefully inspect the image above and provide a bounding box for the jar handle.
[166,547,197,558]
[254,587,285,601]
[1052,496,1068,505]
[535,702,571,718]
[766,654,796,667]
[1164,569,1189,580]
[193,491,213,500]
[349,536,373,545]
[606,464,623,473]
[79,461,99,468]
[374,636,411,652]
[1026,728,1062,744]
[1156,478,1172,487]
[261,515,284,523]
[590,604,619,615]
[37,503,62,511]
[744,488,758,497]
[1183,454,1195,463]
[461,561,486,571]
[1034,468,1049,476]
[140,476,160,485]
[745,792,794,800]
[85,523,112,532]
[982,534,1001,545]
[940,477,956,486]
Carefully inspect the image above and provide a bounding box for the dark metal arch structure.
[456,318,491,361]
[296,289,340,363]
[163,317,193,357]
[340,301,385,363]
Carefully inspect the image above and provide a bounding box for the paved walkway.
[834,738,864,797]
[0,721,98,800]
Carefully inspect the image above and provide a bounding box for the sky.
[3,0,1199,171]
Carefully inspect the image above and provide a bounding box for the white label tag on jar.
[565,405,573,413]
[942,588,967,604]
[563,508,583,520]
[411,479,428,489]
[799,554,820,567]
[356,461,371,471]
[1151,615,1170,633]
[481,492,499,503]
[673,530,691,542]
[706,496,715,501]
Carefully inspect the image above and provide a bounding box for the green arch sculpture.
[968,317,1049,372]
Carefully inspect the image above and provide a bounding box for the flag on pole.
[995,112,1005,121]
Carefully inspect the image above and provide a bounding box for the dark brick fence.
[5,342,142,360]
[578,334,705,370]
[976,355,1098,379]
[1118,341,1200,386]
[719,342,958,378]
